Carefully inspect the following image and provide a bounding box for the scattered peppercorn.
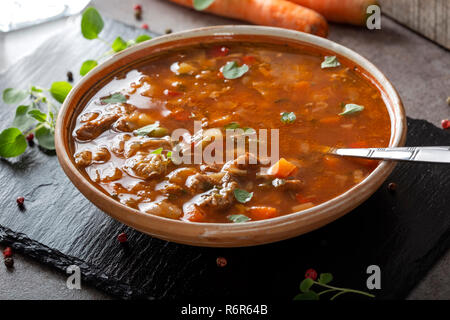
[67,71,73,82]
[117,232,128,243]
[388,182,397,193]
[442,119,449,130]
[305,268,318,280]
[3,247,12,258]
[446,97,450,106]
[165,28,172,34]
[26,133,34,142]
[4,257,14,268]
[216,256,227,267]
[16,196,25,207]
[141,23,149,30]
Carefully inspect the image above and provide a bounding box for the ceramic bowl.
[55,25,406,247]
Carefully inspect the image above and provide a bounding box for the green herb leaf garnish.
[3,88,28,104]
[224,122,240,130]
[339,103,364,116]
[135,34,152,43]
[13,105,36,132]
[80,60,98,76]
[0,128,27,158]
[293,291,319,300]
[228,214,250,223]
[81,7,104,40]
[318,273,333,285]
[321,56,341,69]
[193,0,216,10]
[221,61,249,79]
[100,93,127,104]
[300,278,314,293]
[112,36,127,52]
[151,147,163,154]
[35,126,55,150]
[233,188,253,203]
[50,81,72,103]
[281,112,296,124]
[28,109,47,123]
[133,121,161,136]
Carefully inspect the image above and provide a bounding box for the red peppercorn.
[305,268,318,280]
[134,4,142,11]
[216,256,227,267]
[16,196,25,206]
[141,23,149,30]
[117,232,128,243]
[442,119,449,130]
[3,247,12,258]
[26,133,34,142]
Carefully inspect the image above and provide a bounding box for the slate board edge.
[0,225,149,299]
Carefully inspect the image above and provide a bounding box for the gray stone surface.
[0,0,448,300]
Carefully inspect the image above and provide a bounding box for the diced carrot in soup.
[248,206,278,220]
[267,158,297,178]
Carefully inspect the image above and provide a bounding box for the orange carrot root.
[169,0,328,37]
[287,0,378,25]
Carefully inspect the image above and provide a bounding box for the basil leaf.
[281,112,296,124]
[339,103,364,116]
[300,278,314,293]
[233,188,253,203]
[318,273,333,284]
[228,214,250,223]
[2,88,28,104]
[293,291,319,300]
[167,151,173,158]
[224,122,240,130]
[80,60,98,76]
[100,93,127,104]
[81,7,104,40]
[321,56,341,69]
[151,147,163,154]
[50,81,72,103]
[134,121,160,136]
[13,105,36,132]
[135,34,151,43]
[221,61,249,79]
[193,0,215,10]
[0,128,27,158]
[35,125,55,150]
[28,109,47,123]
[112,36,127,52]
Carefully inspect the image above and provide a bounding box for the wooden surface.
[380,0,450,49]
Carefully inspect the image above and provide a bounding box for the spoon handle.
[330,146,450,164]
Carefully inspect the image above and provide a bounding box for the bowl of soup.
[55,25,406,247]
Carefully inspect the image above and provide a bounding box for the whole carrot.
[169,0,328,37]
[287,0,378,25]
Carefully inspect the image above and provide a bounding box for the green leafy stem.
[0,7,152,158]
[294,271,375,300]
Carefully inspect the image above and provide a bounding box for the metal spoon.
[328,146,450,164]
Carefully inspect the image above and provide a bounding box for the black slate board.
[1,18,449,300]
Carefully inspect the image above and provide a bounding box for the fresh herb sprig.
[294,269,375,300]
[0,82,72,156]
[79,7,152,76]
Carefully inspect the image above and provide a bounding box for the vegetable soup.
[72,38,390,223]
